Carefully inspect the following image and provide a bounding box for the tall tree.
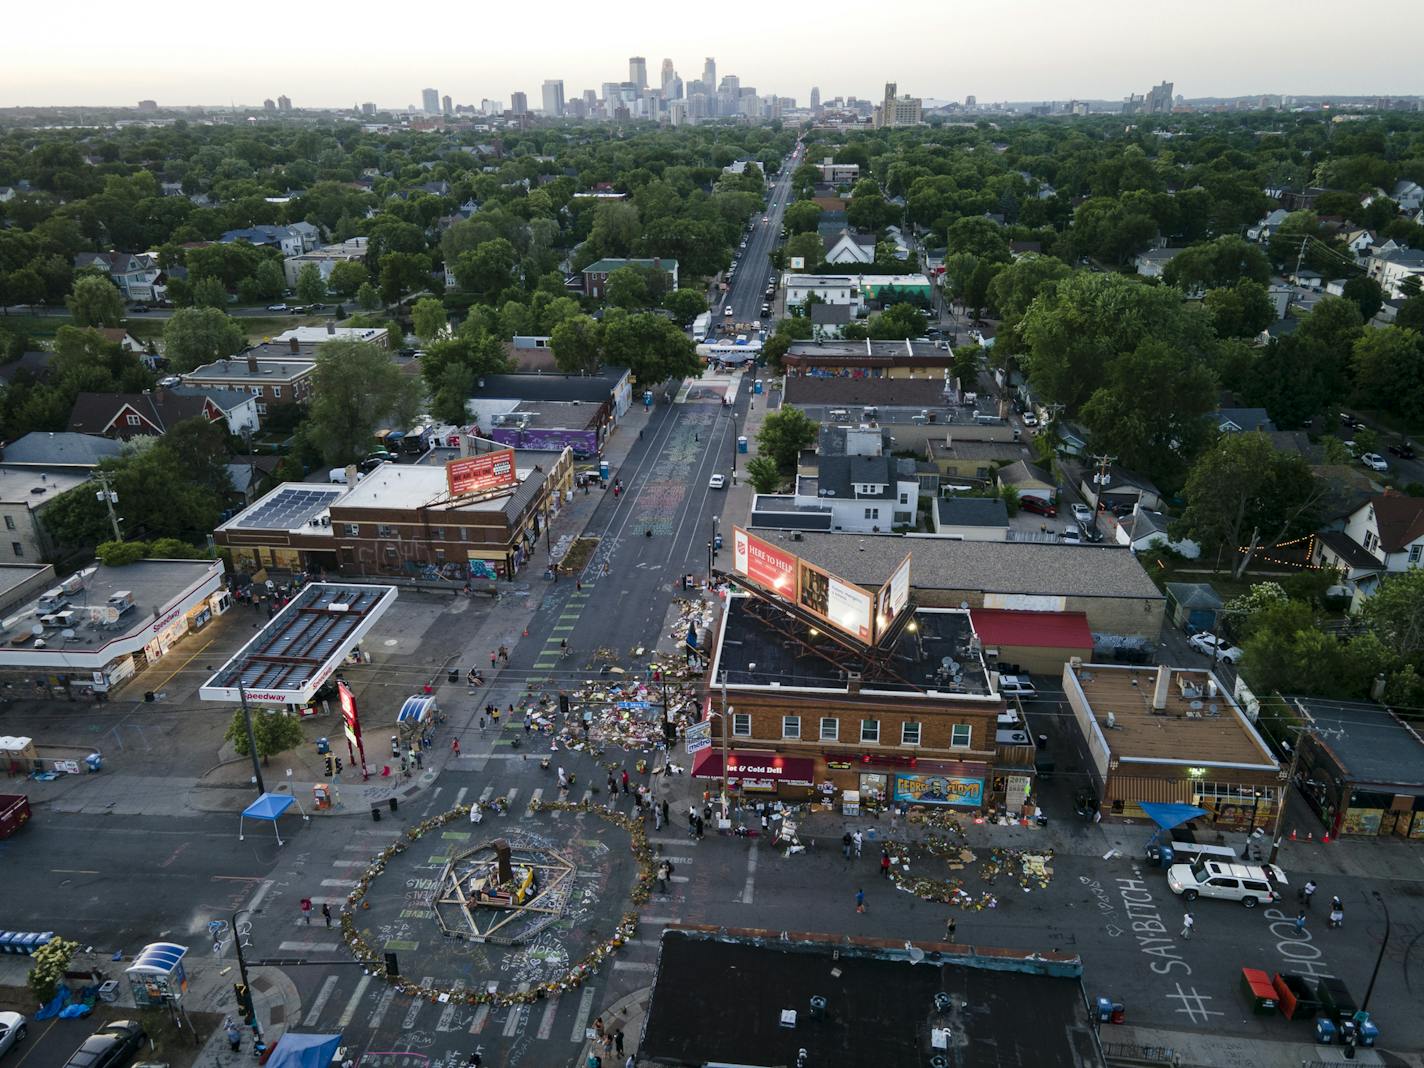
[600,313,699,384]
[550,315,603,374]
[1161,236,1270,292]
[66,275,125,327]
[326,260,369,299]
[756,406,819,471]
[307,340,420,463]
[162,308,246,372]
[411,296,448,342]
[1174,433,1323,579]
[295,263,327,305]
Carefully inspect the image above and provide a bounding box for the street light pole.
[730,413,737,485]
[237,684,266,796]
[1360,890,1391,1016]
[232,907,261,1041]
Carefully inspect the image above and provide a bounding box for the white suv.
[999,674,1037,699]
[1167,860,1286,908]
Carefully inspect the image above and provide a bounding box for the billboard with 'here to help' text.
[732,527,798,598]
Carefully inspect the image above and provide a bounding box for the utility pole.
[1268,720,1308,865]
[720,671,732,821]
[238,684,266,796]
[1292,235,1309,297]
[1088,453,1116,523]
[730,412,738,485]
[94,472,123,541]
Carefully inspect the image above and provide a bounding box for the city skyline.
[3,0,1422,109]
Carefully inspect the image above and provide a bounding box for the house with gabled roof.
[67,389,235,441]
[1312,492,1424,607]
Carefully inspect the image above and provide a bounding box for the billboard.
[798,559,873,642]
[732,527,798,598]
[875,552,912,639]
[446,449,517,497]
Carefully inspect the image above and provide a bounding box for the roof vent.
[808,995,827,1019]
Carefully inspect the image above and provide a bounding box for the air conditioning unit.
[329,602,351,613]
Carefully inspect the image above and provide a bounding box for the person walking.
[855,887,866,914]
[608,773,618,796]
[842,831,853,860]
[880,849,891,878]
[451,737,461,757]
[945,915,957,941]
[695,814,705,840]
[491,705,500,726]
[1329,898,1345,929]
[852,830,863,858]
[657,861,669,894]
[621,769,630,794]
[1294,910,1308,934]
[1180,912,1194,939]
[321,903,332,927]
[490,650,498,670]
[1299,880,1317,908]
[226,1020,242,1052]
[614,1030,625,1057]
[300,897,313,924]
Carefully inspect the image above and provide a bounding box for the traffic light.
[334,756,343,774]
[558,693,570,716]
[234,982,254,1022]
[324,755,334,777]
[384,952,400,978]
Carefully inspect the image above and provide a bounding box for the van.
[1167,859,1287,908]
[827,408,850,421]
[974,413,1001,425]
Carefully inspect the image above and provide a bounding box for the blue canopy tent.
[1141,802,1211,866]
[397,695,437,725]
[239,792,308,845]
[264,1033,341,1068]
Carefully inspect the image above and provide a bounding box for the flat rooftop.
[1296,698,1424,787]
[784,377,951,408]
[786,339,949,359]
[186,356,315,382]
[640,927,1101,1068]
[333,461,539,512]
[200,582,396,700]
[1071,663,1278,768]
[0,465,91,504]
[2,559,221,651]
[753,531,1165,602]
[492,400,601,430]
[715,595,991,696]
[272,326,388,346]
[219,483,344,533]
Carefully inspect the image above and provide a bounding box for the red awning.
[692,749,816,785]
[971,608,1093,650]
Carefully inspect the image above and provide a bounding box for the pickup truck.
[0,794,31,839]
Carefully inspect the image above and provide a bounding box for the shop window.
[951,723,971,748]
[819,717,838,741]
[345,524,359,536]
[860,719,879,744]
[732,713,751,737]
[435,549,445,561]
[782,716,800,740]
[901,721,921,746]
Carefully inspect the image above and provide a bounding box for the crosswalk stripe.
[479,786,494,802]
[638,915,681,925]
[669,875,690,883]
[526,787,543,816]
[536,996,560,1040]
[367,987,395,1029]
[321,878,357,888]
[568,986,596,1043]
[435,981,465,1031]
[337,975,372,1028]
[454,787,468,807]
[278,941,339,952]
[403,978,433,1029]
[330,859,365,867]
[302,975,339,1026]
[469,1004,490,1034]
[505,787,519,805]
[612,961,655,972]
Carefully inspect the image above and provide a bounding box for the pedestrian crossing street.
[297,787,703,1051]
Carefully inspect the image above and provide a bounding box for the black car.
[1388,441,1417,459]
[63,1021,146,1068]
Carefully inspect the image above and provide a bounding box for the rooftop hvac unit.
[329,602,351,613]
[61,574,86,594]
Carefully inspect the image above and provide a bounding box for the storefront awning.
[692,749,816,786]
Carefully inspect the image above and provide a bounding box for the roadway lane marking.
[648,837,698,847]
[454,787,468,807]
[612,961,655,972]
[278,941,339,952]
[246,879,275,912]
[302,975,339,1026]
[366,987,395,1029]
[501,988,529,1036]
[669,875,689,883]
[526,788,543,816]
[479,786,494,802]
[638,916,681,925]
[469,1004,491,1034]
[321,879,358,887]
[536,996,559,1039]
[330,860,365,867]
[568,986,596,1042]
[51,869,100,874]
[436,981,465,1031]
[403,977,433,1028]
[741,840,759,904]
[336,975,372,1028]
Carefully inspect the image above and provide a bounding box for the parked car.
[1187,632,1244,664]
[1078,521,1104,543]
[62,1021,146,1068]
[1388,441,1417,459]
[1338,412,1366,431]
[1070,503,1094,524]
[1018,495,1057,518]
[0,1012,27,1059]
[127,304,150,313]
[708,473,727,490]
[1059,526,1082,544]
[1361,452,1389,472]
[999,674,1037,699]
[1167,860,1286,908]
[266,303,289,312]
[1021,412,1038,427]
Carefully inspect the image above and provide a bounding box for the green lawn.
[0,313,71,339]
[242,314,328,340]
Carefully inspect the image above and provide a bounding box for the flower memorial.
[337,799,656,1005]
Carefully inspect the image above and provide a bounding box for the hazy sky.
[4,0,1420,109]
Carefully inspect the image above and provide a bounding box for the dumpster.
[1272,972,1320,1021]
[1240,968,1277,1015]
[98,980,119,1004]
[1317,976,1358,1023]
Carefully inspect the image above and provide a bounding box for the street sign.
[685,720,711,741]
[686,737,712,754]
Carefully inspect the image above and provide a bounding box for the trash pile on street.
[884,823,1056,909]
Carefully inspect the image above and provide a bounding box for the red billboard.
[732,527,798,598]
[446,449,517,497]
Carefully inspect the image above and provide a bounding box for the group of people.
[1298,879,1347,929]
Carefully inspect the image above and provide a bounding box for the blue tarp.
[1140,802,1209,831]
[265,1033,341,1068]
[397,696,437,724]
[243,793,295,821]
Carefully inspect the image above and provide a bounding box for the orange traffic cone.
[1322,832,1331,844]
[1290,828,1297,840]
[522,627,529,637]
